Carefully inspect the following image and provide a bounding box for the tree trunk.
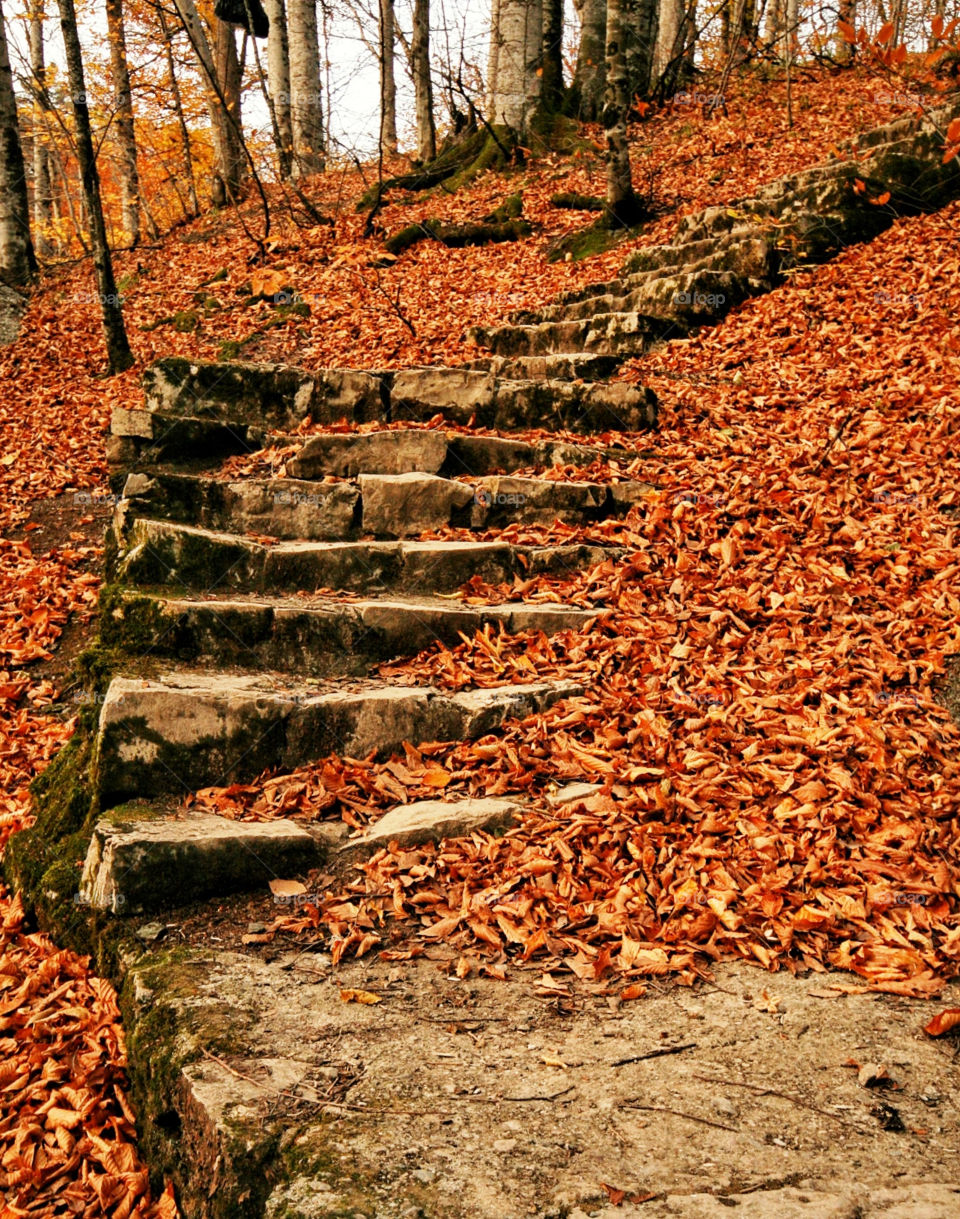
[572,0,605,119]
[763,0,782,55]
[541,0,564,112]
[158,6,199,217]
[654,0,684,81]
[783,0,798,63]
[379,0,398,154]
[105,0,141,246]
[214,18,245,202]
[411,0,435,162]
[626,0,658,100]
[603,0,642,226]
[0,0,37,284]
[173,0,244,205]
[835,0,855,61]
[287,0,324,176]
[264,0,293,173]
[27,0,54,256]
[487,0,543,133]
[56,0,133,371]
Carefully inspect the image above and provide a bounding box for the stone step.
[79,796,521,913]
[111,517,622,594]
[472,264,772,357]
[79,811,326,915]
[93,670,582,806]
[107,409,269,469]
[133,358,657,439]
[118,469,653,541]
[103,591,600,676]
[469,309,678,359]
[287,429,606,479]
[463,352,623,381]
[530,233,777,323]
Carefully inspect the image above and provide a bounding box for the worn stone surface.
[80,811,321,913]
[121,471,360,540]
[141,357,384,428]
[287,428,449,478]
[94,672,581,805]
[112,517,621,593]
[359,472,476,536]
[105,592,594,675]
[119,946,960,1219]
[341,797,521,855]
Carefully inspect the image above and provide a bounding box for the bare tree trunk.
[264,0,293,173]
[487,0,543,133]
[56,0,133,371]
[411,0,435,161]
[763,0,782,54]
[379,0,398,154]
[0,0,36,284]
[27,0,54,256]
[603,0,642,226]
[487,0,501,110]
[783,0,798,63]
[158,6,199,216]
[835,0,855,60]
[654,0,684,80]
[572,0,605,119]
[105,0,141,245]
[541,0,564,112]
[173,0,244,205]
[626,0,658,99]
[287,0,324,176]
[214,18,245,202]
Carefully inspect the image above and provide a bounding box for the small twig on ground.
[611,1042,696,1066]
[692,1073,870,1128]
[501,1085,576,1102]
[621,1102,738,1132]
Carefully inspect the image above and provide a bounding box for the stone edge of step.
[79,784,603,915]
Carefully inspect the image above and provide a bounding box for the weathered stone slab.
[113,518,620,594]
[359,472,475,537]
[116,946,960,1219]
[122,471,360,540]
[141,357,384,429]
[287,429,449,478]
[390,367,496,421]
[79,811,321,914]
[107,410,268,465]
[444,434,605,476]
[342,797,521,855]
[94,672,581,805]
[105,592,596,675]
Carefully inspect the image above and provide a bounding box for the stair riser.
[120,471,651,541]
[113,521,621,595]
[103,597,594,678]
[132,361,659,438]
[94,680,580,806]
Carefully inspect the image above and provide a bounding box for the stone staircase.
[77,359,658,912]
[53,91,960,924]
[5,92,960,1219]
[468,95,960,364]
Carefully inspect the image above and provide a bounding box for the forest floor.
[1,62,959,1216]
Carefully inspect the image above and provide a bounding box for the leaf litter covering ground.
[191,200,960,1002]
[0,67,954,1214]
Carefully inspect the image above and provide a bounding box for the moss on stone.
[546,221,636,264]
[172,309,199,333]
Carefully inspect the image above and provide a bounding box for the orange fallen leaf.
[923,1008,960,1037]
[339,988,382,1005]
